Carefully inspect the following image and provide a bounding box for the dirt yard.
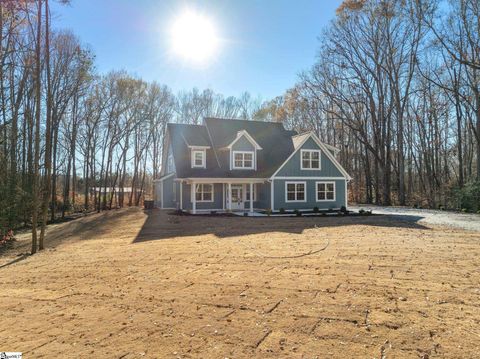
[1,208,479,358]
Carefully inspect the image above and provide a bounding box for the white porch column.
[160,180,164,209]
[228,183,232,211]
[179,181,183,210]
[192,182,196,214]
[249,183,253,212]
[270,180,274,211]
[222,183,225,210]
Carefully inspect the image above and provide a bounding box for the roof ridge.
[204,117,283,125]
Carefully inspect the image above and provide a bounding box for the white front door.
[228,185,244,210]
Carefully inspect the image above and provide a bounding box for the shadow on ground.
[0,208,139,268]
[133,209,430,243]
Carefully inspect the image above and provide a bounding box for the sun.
[169,9,219,64]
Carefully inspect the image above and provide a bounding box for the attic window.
[233,151,254,169]
[191,149,206,168]
[301,150,321,170]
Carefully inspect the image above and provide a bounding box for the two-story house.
[154,117,352,214]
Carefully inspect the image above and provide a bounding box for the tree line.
[257,0,480,210]
[0,1,262,253]
[1,0,479,254]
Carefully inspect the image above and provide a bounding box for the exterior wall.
[272,136,347,211]
[275,137,343,177]
[154,175,176,209]
[256,182,271,209]
[230,135,256,170]
[273,179,346,211]
[181,183,224,211]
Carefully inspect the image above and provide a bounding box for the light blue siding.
[273,179,346,211]
[256,182,271,209]
[275,137,343,177]
[160,175,176,208]
[181,183,224,211]
[230,135,256,170]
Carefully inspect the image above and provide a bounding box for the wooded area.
[258,0,480,210]
[0,0,479,253]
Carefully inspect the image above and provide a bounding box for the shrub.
[279,208,286,214]
[294,209,301,216]
[340,205,347,213]
[359,208,365,215]
[266,208,272,216]
[0,229,15,250]
[313,206,319,213]
[455,181,480,213]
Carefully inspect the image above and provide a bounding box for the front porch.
[176,178,268,214]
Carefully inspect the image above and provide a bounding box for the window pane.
[326,192,334,200]
[203,192,212,201]
[287,192,296,201]
[311,151,319,160]
[235,160,243,167]
[244,153,253,160]
[311,159,320,168]
[297,192,305,201]
[234,153,243,160]
[244,160,252,167]
[204,184,212,193]
[327,183,334,192]
[318,183,325,191]
[302,151,310,160]
[287,183,296,192]
[302,159,310,168]
[195,192,202,201]
[297,183,305,192]
[318,192,325,200]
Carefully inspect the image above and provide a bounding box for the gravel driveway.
[350,205,480,232]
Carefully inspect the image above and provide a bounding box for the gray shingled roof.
[168,118,297,178]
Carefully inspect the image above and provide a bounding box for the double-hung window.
[285,182,306,202]
[316,182,335,201]
[301,150,321,170]
[233,151,254,169]
[195,184,213,202]
[191,149,206,168]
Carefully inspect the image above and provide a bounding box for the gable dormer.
[226,130,262,171]
[189,146,209,169]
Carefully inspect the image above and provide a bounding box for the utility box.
[144,200,154,210]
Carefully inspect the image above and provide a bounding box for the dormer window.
[191,149,206,168]
[301,149,321,170]
[233,151,254,169]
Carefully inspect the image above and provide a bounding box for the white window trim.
[232,151,255,170]
[191,149,206,168]
[285,181,307,203]
[193,183,214,203]
[300,149,321,170]
[316,181,336,202]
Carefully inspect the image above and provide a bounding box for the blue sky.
[51,0,342,100]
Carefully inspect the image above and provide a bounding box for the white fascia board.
[182,178,267,184]
[154,172,175,182]
[226,130,263,150]
[270,132,352,181]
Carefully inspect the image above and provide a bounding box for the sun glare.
[169,9,219,64]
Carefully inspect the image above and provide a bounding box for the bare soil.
[1,208,479,358]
